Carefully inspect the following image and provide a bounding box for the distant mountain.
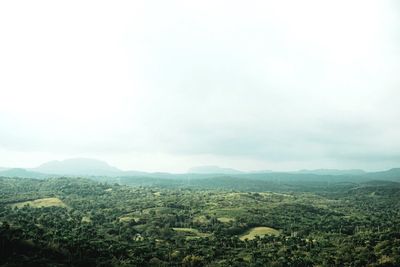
[295,169,366,176]
[364,168,400,180]
[250,170,273,174]
[188,165,242,174]
[0,168,50,179]
[120,170,154,177]
[34,158,121,176]
[1,158,399,186]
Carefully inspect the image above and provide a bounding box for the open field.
[81,216,92,223]
[172,227,211,238]
[10,197,67,208]
[119,216,139,223]
[239,227,280,241]
[217,217,235,223]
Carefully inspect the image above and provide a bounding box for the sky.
[0,0,399,172]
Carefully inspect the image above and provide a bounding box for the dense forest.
[1,175,400,266]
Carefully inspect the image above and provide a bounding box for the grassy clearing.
[193,215,208,223]
[81,216,92,223]
[173,227,197,232]
[119,216,139,223]
[142,207,174,215]
[11,198,67,209]
[208,208,248,218]
[172,228,211,238]
[217,217,235,223]
[239,227,280,241]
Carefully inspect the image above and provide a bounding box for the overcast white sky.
[0,0,399,172]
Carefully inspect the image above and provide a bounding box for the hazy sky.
[1,1,399,172]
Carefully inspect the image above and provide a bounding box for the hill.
[34,158,121,176]
[0,168,50,179]
[364,168,400,180]
[295,169,366,176]
[188,165,242,174]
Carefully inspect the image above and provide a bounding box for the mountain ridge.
[294,169,366,176]
[33,158,121,176]
[188,165,243,174]
[1,158,399,184]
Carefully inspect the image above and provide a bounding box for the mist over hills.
[0,168,51,179]
[188,165,243,174]
[33,158,121,176]
[364,168,400,179]
[1,158,400,190]
[294,169,366,176]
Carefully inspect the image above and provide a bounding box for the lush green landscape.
[2,0,400,265]
[1,171,400,266]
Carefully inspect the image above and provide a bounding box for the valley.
[1,175,399,266]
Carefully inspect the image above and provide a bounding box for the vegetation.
[10,197,67,209]
[1,175,400,266]
[239,227,280,241]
